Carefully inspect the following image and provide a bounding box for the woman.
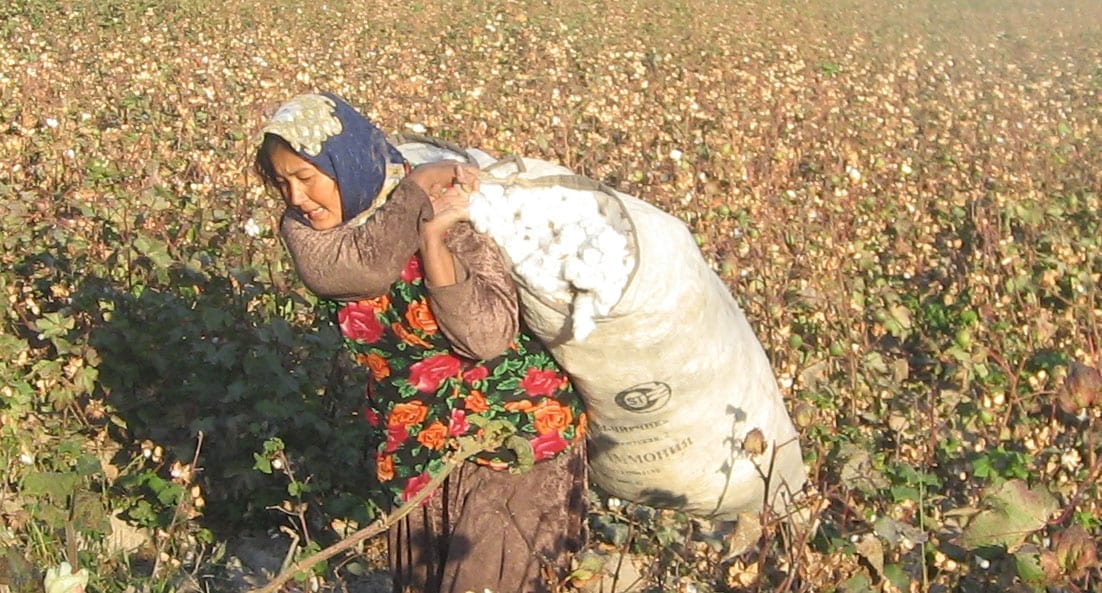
[253,92,588,593]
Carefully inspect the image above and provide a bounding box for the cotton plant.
[44,562,89,593]
[468,183,635,341]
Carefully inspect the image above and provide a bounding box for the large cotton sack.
[396,138,807,520]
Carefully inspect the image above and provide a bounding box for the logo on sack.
[615,382,672,413]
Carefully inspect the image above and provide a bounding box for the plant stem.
[247,449,473,593]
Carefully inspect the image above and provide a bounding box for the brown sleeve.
[279,181,434,301]
[426,224,520,361]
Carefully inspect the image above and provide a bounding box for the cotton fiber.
[467,183,635,341]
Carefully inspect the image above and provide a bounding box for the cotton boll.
[580,247,603,267]
[515,206,539,229]
[564,265,600,292]
[463,175,635,340]
[516,256,567,296]
[467,193,494,233]
[478,184,506,201]
[501,234,539,263]
[571,293,598,342]
[594,227,628,254]
[555,224,587,251]
[469,185,511,234]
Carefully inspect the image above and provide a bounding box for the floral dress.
[326,255,587,510]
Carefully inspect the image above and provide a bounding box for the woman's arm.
[425,222,520,361]
[414,168,519,360]
[280,181,433,300]
[400,162,520,359]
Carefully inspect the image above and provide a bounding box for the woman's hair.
[253,132,294,194]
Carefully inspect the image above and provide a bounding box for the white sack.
[396,140,807,520]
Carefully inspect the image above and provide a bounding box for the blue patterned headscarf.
[260,92,406,222]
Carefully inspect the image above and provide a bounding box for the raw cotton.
[468,182,635,341]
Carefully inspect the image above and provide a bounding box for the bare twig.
[247,448,475,593]
[1048,437,1102,526]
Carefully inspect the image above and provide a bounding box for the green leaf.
[75,454,102,477]
[1014,548,1047,586]
[882,563,910,589]
[972,455,994,479]
[71,491,111,534]
[840,572,874,593]
[253,453,272,474]
[156,482,185,507]
[890,485,921,502]
[21,471,80,500]
[960,479,1058,550]
[133,233,174,267]
[34,312,75,340]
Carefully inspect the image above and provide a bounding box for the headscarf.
[260,92,407,223]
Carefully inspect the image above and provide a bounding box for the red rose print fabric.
[325,255,586,510]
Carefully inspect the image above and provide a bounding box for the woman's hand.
[406,161,481,196]
[419,185,471,287]
[410,161,480,287]
[423,186,470,238]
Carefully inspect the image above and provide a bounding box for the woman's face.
[268,143,343,230]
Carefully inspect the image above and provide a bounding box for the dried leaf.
[1058,361,1101,416]
[854,534,884,577]
[725,512,763,558]
[873,516,928,547]
[742,428,766,455]
[1051,525,1100,579]
[839,443,889,493]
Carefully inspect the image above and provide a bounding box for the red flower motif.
[401,257,423,283]
[338,301,385,343]
[363,406,381,427]
[462,366,489,383]
[530,431,568,461]
[401,472,434,505]
[447,409,470,437]
[408,354,462,393]
[384,424,409,453]
[519,367,562,397]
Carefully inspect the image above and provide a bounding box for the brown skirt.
[388,445,587,593]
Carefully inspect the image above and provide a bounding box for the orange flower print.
[464,390,490,413]
[504,400,535,413]
[392,322,433,348]
[376,454,395,481]
[364,294,391,313]
[533,400,574,435]
[405,300,439,335]
[358,353,390,381]
[417,421,449,450]
[389,401,428,427]
[475,457,509,471]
